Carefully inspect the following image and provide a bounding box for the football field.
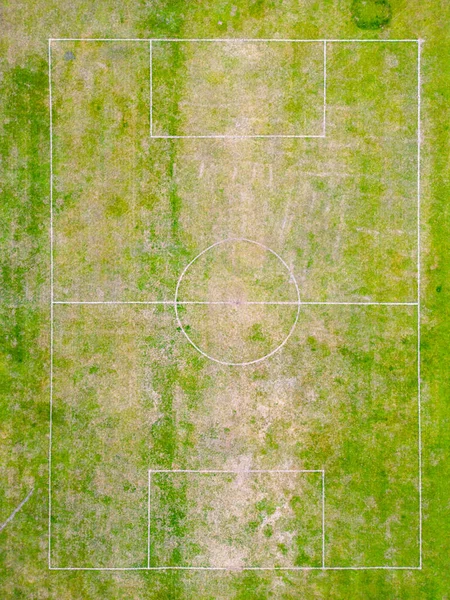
[49,38,420,570]
[1,3,450,599]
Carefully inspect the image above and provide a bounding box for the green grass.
[1,1,450,598]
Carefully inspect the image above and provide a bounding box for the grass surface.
[1,1,449,598]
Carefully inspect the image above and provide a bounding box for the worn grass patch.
[1,1,449,598]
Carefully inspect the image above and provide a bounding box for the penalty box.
[150,40,326,138]
[148,469,325,569]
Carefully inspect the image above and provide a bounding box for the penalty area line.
[149,469,324,473]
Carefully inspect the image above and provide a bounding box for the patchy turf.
[1,1,450,599]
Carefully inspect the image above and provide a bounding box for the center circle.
[174,238,301,366]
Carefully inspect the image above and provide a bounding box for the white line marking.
[300,301,417,306]
[148,38,326,139]
[150,134,325,139]
[148,469,324,570]
[175,301,417,306]
[0,488,34,533]
[323,41,327,137]
[48,39,54,570]
[53,300,418,306]
[50,38,420,43]
[49,38,423,572]
[147,471,151,569]
[149,40,153,138]
[319,566,422,571]
[417,39,423,569]
[174,238,301,366]
[53,301,174,305]
[322,471,326,568]
[149,469,324,473]
[49,565,421,571]
[175,301,317,305]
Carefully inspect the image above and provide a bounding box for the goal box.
[150,40,326,138]
[148,469,324,569]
